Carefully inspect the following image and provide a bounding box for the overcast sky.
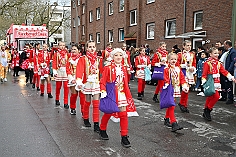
[49,0,70,6]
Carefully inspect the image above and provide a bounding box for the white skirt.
[83,81,100,95]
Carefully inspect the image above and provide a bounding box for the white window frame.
[130,10,137,26]
[96,32,100,43]
[82,25,85,35]
[165,19,176,38]
[118,28,124,42]
[147,0,155,4]
[78,0,80,6]
[96,7,101,20]
[89,11,93,22]
[89,34,93,41]
[73,18,75,27]
[146,23,155,39]
[108,30,113,42]
[82,4,85,14]
[108,2,113,15]
[119,0,124,12]
[194,11,203,30]
[78,16,80,26]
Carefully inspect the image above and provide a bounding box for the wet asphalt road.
[1,71,236,157]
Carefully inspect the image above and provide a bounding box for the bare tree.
[0,0,71,40]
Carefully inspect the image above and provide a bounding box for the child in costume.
[75,40,103,132]
[52,42,69,109]
[38,44,53,98]
[151,42,168,103]
[202,47,235,121]
[99,48,138,148]
[66,44,84,115]
[176,40,196,113]
[135,47,151,100]
[162,53,188,131]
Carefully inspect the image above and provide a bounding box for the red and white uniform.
[176,50,196,84]
[135,54,151,79]
[202,57,233,110]
[32,50,40,88]
[102,47,112,65]
[164,65,188,98]
[66,53,81,87]
[75,52,103,95]
[52,49,69,81]
[52,49,69,104]
[163,65,188,124]
[122,50,132,81]
[38,50,52,95]
[176,50,196,108]
[11,51,20,68]
[38,50,51,79]
[75,52,103,123]
[100,63,138,135]
[151,48,168,95]
[66,53,85,112]
[151,48,168,67]
[135,54,151,93]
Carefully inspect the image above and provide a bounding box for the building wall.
[71,0,234,51]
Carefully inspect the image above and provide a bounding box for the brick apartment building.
[71,0,236,51]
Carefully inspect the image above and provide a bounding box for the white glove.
[107,57,112,62]
[100,91,107,98]
[163,83,169,89]
[227,74,234,81]
[148,64,151,69]
[182,84,189,93]
[181,64,186,69]
[155,63,161,67]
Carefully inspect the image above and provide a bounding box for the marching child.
[66,44,84,115]
[99,48,137,148]
[162,53,188,132]
[151,42,168,103]
[176,40,196,113]
[52,42,69,109]
[38,44,53,98]
[135,47,151,100]
[11,48,20,77]
[75,40,103,132]
[202,47,235,121]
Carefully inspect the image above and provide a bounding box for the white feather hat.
[110,48,125,58]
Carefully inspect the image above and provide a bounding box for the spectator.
[222,40,236,104]
[145,44,150,56]
[196,46,205,63]
[172,45,181,54]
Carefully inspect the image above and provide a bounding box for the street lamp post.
[72,0,78,44]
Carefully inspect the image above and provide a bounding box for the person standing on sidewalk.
[38,44,53,98]
[52,42,69,109]
[176,40,196,113]
[75,40,103,132]
[0,46,11,82]
[151,42,168,103]
[66,44,83,115]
